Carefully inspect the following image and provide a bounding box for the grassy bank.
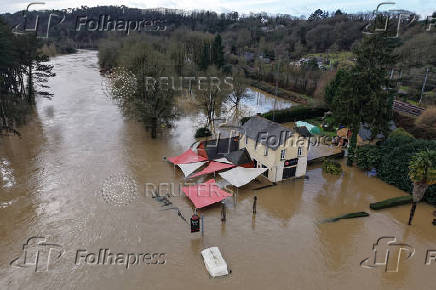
[249,81,311,105]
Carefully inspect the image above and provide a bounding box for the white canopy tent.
[213,157,233,164]
[219,167,268,188]
[177,162,206,177]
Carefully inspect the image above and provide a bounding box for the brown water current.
[1,50,435,290]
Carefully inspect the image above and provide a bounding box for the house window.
[280,149,286,160]
[264,146,268,156]
[298,146,303,157]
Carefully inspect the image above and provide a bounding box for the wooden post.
[233,187,238,208]
[201,214,204,236]
[253,196,257,214]
[221,202,226,222]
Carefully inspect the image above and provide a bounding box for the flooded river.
[1,50,435,290]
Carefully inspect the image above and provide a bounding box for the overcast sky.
[1,0,434,18]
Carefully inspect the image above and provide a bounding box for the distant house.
[357,121,396,145]
[239,116,311,182]
[337,122,397,146]
[243,52,255,62]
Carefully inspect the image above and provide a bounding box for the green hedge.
[195,127,212,138]
[355,145,382,170]
[355,135,436,204]
[370,196,412,210]
[241,106,328,125]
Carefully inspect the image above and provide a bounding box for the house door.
[282,166,296,179]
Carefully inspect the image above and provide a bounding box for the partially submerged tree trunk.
[27,64,35,105]
[347,123,358,167]
[151,117,157,139]
[408,182,429,225]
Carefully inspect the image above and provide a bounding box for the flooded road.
[1,50,436,290]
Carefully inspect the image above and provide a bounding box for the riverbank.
[2,51,436,290]
[249,80,312,105]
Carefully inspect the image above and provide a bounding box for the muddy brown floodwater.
[1,50,436,290]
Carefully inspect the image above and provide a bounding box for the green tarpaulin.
[295,121,321,135]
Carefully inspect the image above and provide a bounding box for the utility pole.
[419,68,430,104]
[273,61,279,122]
[273,79,277,122]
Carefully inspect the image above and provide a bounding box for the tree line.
[0,17,54,135]
[100,31,243,138]
[2,6,434,98]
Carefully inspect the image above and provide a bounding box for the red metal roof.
[189,161,235,178]
[167,149,208,164]
[182,179,232,208]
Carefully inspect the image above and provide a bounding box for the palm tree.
[407,150,436,225]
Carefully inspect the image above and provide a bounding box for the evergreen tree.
[199,42,210,71]
[325,34,398,166]
[212,34,224,68]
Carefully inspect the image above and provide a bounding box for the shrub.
[355,145,382,170]
[375,135,436,204]
[240,106,328,125]
[262,106,328,123]
[322,159,342,175]
[195,127,212,138]
[415,106,436,135]
[389,128,415,139]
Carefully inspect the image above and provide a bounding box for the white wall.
[239,133,309,182]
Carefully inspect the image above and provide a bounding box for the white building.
[239,116,311,182]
